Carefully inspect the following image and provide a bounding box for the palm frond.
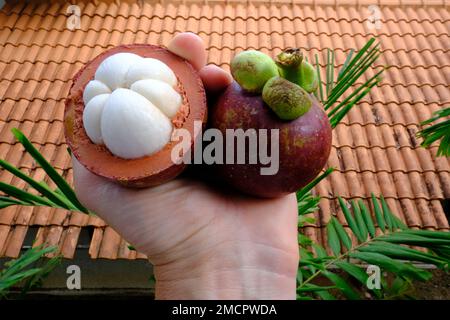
[297,168,334,226]
[0,129,89,214]
[417,107,450,157]
[0,245,60,297]
[297,194,450,300]
[315,38,383,128]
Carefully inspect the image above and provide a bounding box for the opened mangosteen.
[210,49,332,198]
[64,44,206,187]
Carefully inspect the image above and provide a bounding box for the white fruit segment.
[82,94,110,145]
[131,79,182,118]
[125,58,177,87]
[101,89,173,159]
[83,80,111,105]
[83,52,182,159]
[94,53,142,90]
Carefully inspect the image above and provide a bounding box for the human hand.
[72,32,299,300]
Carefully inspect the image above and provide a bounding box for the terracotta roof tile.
[0,0,448,259]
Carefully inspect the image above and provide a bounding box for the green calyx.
[230,50,279,93]
[262,76,312,121]
[276,48,319,93]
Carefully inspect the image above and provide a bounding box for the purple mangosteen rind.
[210,82,332,198]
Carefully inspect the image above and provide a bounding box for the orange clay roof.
[0,0,449,259]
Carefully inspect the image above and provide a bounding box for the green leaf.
[361,242,448,267]
[297,284,336,293]
[0,182,54,207]
[401,229,450,240]
[314,38,382,128]
[359,200,376,237]
[326,49,335,97]
[298,216,316,226]
[352,200,368,241]
[350,251,432,281]
[323,270,360,300]
[327,70,381,119]
[386,276,413,300]
[325,39,380,109]
[299,259,327,270]
[337,49,354,81]
[0,159,78,211]
[371,194,386,232]
[418,107,450,157]
[327,220,341,256]
[312,243,328,259]
[0,245,60,295]
[331,217,352,250]
[333,38,376,87]
[338,197,364,242]
[378,233,450,246]
[297,267,303,285]
[430,247,450,261]
[11,128,89,214]
[315,54,324,102]
[380,196,408,230]
[0,196,29,209]
[1,246,56,279]
[298,234,313,247]
[0,268,42,291]
[335,261,369,286]
[21,255,61,293]
[380,195,394,231]
[315,290,336,300]
[297,167,334,200]
[297,168,334,219]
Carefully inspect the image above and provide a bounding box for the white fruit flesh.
[101,89,172,159]
[126,58,177,87]
[82,94,109,145]
[83,80,111,105]
[82,53,182,159]
[131,79,182,118]
[94,53,142,90]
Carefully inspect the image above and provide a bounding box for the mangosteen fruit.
[210,49,331,198]
[64,44,206,187]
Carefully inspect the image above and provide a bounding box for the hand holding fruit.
[70,33,299,300]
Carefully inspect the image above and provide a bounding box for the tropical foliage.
[295,39,449,300]
[418,107,450,157]
[296,194,450,300]
[0,128,89,213]
[0,245,60,297]
[315,37,383,128]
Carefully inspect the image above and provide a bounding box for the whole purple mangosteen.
[209,49,332,198]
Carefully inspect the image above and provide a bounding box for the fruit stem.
[275,48,303,84]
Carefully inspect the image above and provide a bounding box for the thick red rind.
[64,44,207,187]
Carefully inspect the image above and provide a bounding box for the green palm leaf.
[0,129,89,214]
[0,245,60,296]
[11,129,89,213]
[297,195,450,300]
[315,38,383,128]
[417,107,450,157]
